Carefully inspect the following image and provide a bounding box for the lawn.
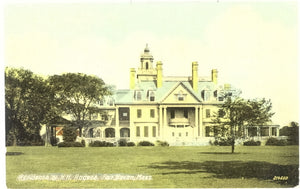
[6,145,299,188]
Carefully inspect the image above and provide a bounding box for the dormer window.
[149,91,155,101]
[214,90,218,98]
[134,90,142,101]
[108,98,114,106]
[202,90,211,101]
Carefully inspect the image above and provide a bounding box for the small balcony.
[169,118,191,125]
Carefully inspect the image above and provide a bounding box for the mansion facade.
[43,45,279,146]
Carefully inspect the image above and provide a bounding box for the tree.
[213,97,274,153]
[5,67,55,146]
[280,122,299,145]
[48,73,112,137]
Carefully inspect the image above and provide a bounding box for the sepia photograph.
[4,0,299,188]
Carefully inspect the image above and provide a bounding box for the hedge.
[57,142,84,147]
[243,140,261,146]
[137,141,154,146]
[266,137,287,146]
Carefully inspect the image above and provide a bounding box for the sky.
[3,0,299,126]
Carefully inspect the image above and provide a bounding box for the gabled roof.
[159,81,202,103]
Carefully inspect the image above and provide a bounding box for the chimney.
[156,61,163,88]
[130,68,136,89]
[192,61,198,92]
[211,69,218,84]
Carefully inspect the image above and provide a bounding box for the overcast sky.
[4,0,299,126]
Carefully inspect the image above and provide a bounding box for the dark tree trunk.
[231,138,235,153]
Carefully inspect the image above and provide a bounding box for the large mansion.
[42,45,279,146]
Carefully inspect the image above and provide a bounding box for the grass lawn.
[6,145,299,188]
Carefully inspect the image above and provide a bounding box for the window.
[186,132,188,137]
[218,109,225,118]
[172,132,174,137]
[136,91,142,101]
[108,98,114,106]
[137,109,142,118]
[102,115,107,121]
[205,126,214,137]
[179,132,181,137]
[206,109,211,118]
[178,91,184,101]
[184,109,188,118]
[149,91,155,101]
[218,97,224,101]
[136,126,140,137]
[171,110,175,119]
[150,109,155,118]
[152,126,156,137]
[146,62,149,70]
[214,90,218,98]
[99,99,104,106]
[144,126,148,137]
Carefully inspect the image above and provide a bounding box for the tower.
[136,44,157,82]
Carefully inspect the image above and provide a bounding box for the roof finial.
[144,43,150,53]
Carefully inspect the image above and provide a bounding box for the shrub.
[58,142,84,147]
[126,142,136,146]
[156,140,169,146]
[243,140,261,146]
[63,126,77,142]
[118,139,127,146]
[137,141,154,146]
[213,137,232,146]
[266,137,287,146]
[89,141,115,147]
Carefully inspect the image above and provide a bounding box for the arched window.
[149,91,155,101]
[145,62,149,70]
[135,91,142,101]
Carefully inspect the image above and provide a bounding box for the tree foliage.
[5,67,55,146]
[213,97,274,153]
[279,122,299,145]
[48,73,112,136]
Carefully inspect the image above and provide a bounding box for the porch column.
[269,126,272,137]
[163,106,167,139]
[159,106,163,137]
[276,127,279,136]
[115,107,120,139]
[130,107,135,141]
[195,106,199,136]
[199,105,203,137]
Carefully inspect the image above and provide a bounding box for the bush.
[58,142,84,147]
[118,139,127,146]
[243,140,261,146]
[63,126,77,142]
[89,141,115,147]
[137,141,154,146]
[156,140,169,146]
[266,137,287,146]
[213,137,232,146]
[126,142,135,146]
